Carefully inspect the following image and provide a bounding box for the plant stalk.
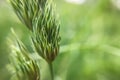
[48,62,54,80]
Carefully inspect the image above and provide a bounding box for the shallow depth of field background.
[1,0,120,80]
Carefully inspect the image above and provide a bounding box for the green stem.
[48,62,54,80]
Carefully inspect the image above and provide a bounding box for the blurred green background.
[1,0,120,80]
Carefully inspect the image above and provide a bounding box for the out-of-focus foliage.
[1,0,120,80]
